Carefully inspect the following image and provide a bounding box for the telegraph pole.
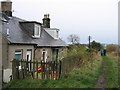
[88,35,91,49]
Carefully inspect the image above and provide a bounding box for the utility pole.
[88,35,91,49]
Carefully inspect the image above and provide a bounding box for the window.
[26,49,32,71]
[42,49,47,62]
[7,28,10,36]
[15,50,22,60]
[51,48,59,61]
[26,49,32,61]
[34,24,41,37]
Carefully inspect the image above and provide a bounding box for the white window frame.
[26,50,32,71]
[26,50,32,61]
[15,50,23,68]
[15,50,22,59]
[42,49,47,62]
[7,28,10,36]
[34,24,41,38]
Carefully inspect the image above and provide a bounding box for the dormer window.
[45,28,59,39]
[34,24,41,38]
[56,30,59,39]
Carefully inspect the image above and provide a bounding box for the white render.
[45,28,59,39]
[3,68,12,83]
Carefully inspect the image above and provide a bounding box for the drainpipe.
[34,45,37,60]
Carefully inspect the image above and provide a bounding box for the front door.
[52,48,59,62]
[26,50,32,71]
[42,49,47,62]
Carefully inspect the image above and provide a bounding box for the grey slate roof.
[1,13,68,47]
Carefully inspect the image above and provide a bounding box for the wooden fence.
[12,59,62,80]
[11,56,84,80]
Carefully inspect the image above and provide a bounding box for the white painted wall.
[45,28,59,39]
[3,69,12,83]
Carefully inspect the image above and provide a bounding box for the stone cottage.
[1,0,68,82]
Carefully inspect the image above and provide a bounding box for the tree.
[106,44,118,52]
[91,40,103,51]
[67,34,80,44]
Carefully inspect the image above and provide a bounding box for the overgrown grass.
[4,56,102,88]
[65,45,96,67]
[102,56,118,88]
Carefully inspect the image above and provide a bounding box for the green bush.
[106,44,118,52]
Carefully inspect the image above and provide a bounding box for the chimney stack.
[1,0,12,17]
[42,14,50,28]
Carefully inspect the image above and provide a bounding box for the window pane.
[15,50,21,52]
[15,54,21,60]
[35,26,39,35]
[15,50,22,60]
[34,24,40,37]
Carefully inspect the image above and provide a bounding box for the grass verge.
[4,56,102,88]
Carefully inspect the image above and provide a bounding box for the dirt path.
[95,57,108,88]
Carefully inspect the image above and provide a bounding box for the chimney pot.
[47,14,50,18]
[44,14,47,18]
[43,14,50,28]
[1,0,12,17]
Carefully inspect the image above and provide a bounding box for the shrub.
[106,44,118,52]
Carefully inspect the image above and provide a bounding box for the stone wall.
[2,36,8,69]
[35,47,67,62]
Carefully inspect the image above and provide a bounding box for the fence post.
[36,61,38,79]
[59,60,62,78]
[33,61,35,79]
[61,59,63,76]
[41,61,43,79]
[49,61,52,80]
[44,61,47,79]
[16,60,19,79]
[47,61,49,80]
[22,60,24,79]
[12,59,17,79]
[19,60,21,79]
[30,60,33,78]
[53,61,55,80]
[30,60,32,72]
[51,61,53,80]
[25,60,27,77]
[43,62,45,79]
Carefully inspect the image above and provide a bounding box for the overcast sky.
[2,0,119,44]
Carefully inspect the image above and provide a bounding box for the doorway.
[26,50,32,71]
[42,49,47,62]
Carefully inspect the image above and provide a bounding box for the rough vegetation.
[4,56,102,88]
[3,44,119,88]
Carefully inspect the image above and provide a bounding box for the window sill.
[32,35,40,39]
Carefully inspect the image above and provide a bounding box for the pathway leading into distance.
[95,57,107,88]
[95,56,118,88]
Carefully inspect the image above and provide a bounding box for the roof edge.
[20,21,42,25]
